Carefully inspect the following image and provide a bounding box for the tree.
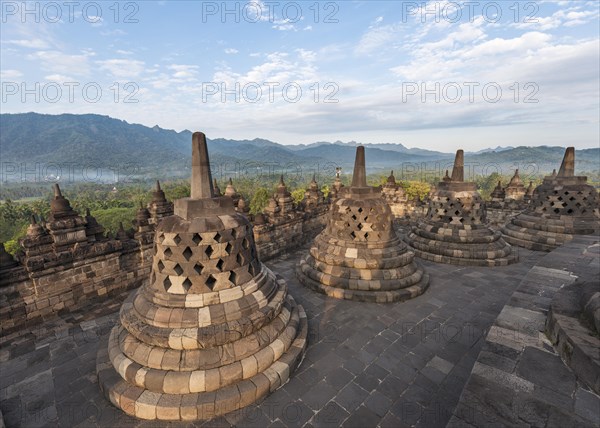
[249,188,270,215]
[291,189,305,205]
[402,181,430,201]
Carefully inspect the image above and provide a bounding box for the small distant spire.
[557,147,575,177]
[190,132,215,199]
[351,146,368,188]
[312,173,317,182]
[53,183,62,197]
[279,174,285,186]
[30,214,37,224]
[443,170,451,182]
[155,180,162,191]
[228,177,233,185]
[213,178,221,196]
[86,208,91,216]
[552,168,557,177]
[450,150,464,182]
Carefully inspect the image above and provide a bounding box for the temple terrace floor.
[0,239,598,427]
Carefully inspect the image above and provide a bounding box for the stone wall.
[0,192,328,336]
[0,238,153,339]
[486,200,528,229]
[254,206,328,261]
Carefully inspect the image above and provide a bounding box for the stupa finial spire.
[191,132,214,199]
[450,150,464,182]
[53,183,62,197]
[557,147,575,177]
[351,145,367,187]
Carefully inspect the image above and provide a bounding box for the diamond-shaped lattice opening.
[236,253,243,265]
[214,232,222,242]
[216,259,224,271]
[194,263,203,275]
[173,264,184,275]
[158,233,165,244]
[242,238,249,250]
[206,275,217,290]
[183,247,193,261]
[205,246,214,258]
[229,271,237,285]
[225,243,232,255]
[357,223,363,230]
[358,207,363,213]
[351,215,357,220]
[364,232,369,239]
[182,278,192,292]
[163,277,172,291]
[157,260,165,272]
[350,231,356,239]
[173,234,181,245]
[231,228,238,239]
[192,233,202,245]
[164,248,173,257]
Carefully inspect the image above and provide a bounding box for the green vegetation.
[402,181,431,201]
[291,189,305,205]
[250,188,270,215]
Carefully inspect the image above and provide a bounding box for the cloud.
[513,7,599,30]
[0,69,23,80]
[355,23,401,55]
[116,50,134,55]
[27,50,93,77]
[44,74,76,81]
[3,39,51,49]
[167,64,200,79]
[224,48,239,54]
[100,29,127,36]
[97,59,146,78]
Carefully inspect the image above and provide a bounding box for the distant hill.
[1,113,598,182]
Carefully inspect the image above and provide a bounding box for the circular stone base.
[409,247,518,267]
[96,297,307,421]
[502,223,571,252]
[295,260,429,303]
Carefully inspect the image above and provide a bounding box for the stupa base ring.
[96,298,307,421]
[295,260,429,303]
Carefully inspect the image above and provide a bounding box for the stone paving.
[449,235,600,428]
[0,242,543,427]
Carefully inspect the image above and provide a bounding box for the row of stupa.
[94,134,598,421]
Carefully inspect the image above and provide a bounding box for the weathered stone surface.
[297,146,429,302]
[450,235,600,428]
[96,132,307,421]
[502,147,600,251]
[406,149,518,266]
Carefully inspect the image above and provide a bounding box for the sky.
[1,0,599,150]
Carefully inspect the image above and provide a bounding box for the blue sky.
[1,0,599,150]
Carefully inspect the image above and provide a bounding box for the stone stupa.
[502,147,599,251]
[296,146,429,303]
[406,150,517,266]
[97,132,307,421]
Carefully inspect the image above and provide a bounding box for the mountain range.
[1,113,598,182]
